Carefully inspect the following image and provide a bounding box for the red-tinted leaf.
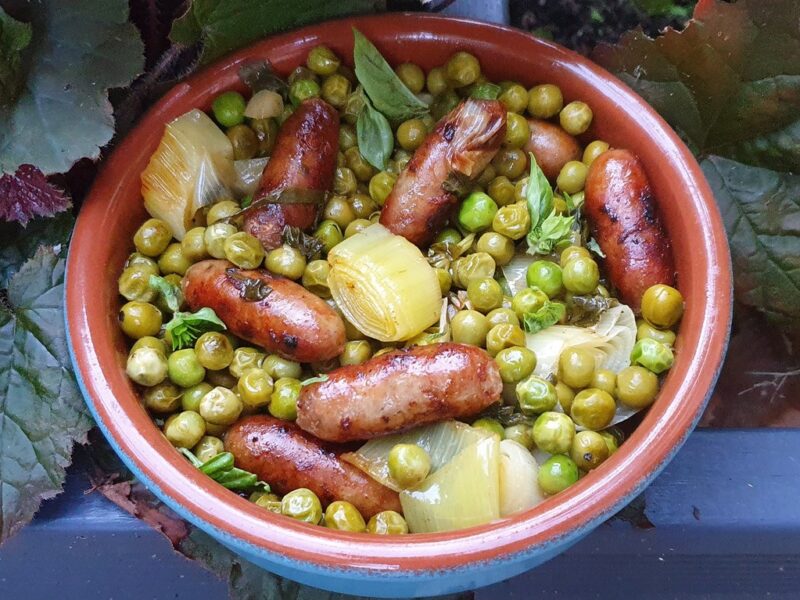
[0,165,71,226]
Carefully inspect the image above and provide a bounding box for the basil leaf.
[357,95,394,170]
[587,237,606,258]
[165,307,226,350]
[352,28,428,121]
[149,274,183,313]
[527,210,575,255]
[523,301,566,334]
[470,82,501,100]
[525,153,554,232]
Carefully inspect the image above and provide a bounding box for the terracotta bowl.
[66,14,732,597]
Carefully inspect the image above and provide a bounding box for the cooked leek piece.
[525,303,636,378]
[342,421,490,492]
[234,157,269,195]
[400,435,500,533]
[141,109,238,240]
[499,439,545,517]
[327,224,441,341]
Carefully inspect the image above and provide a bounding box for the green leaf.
[165,307,226,350]
[0,247,92,544]
[0,7,32,108]
[525,153,553,232]
[356,94,393,171]
[352,28,429,122]
[171,0,386,65]
[586,237,606,259]
[593,0,800,172]
[701,155,800,326]
[0,211,74,288]
[527,210,575,256]
[149,275,183,313]
[523,300,567,334]
[301,374,329,386]
[0,0,143,175]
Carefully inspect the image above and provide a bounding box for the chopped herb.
[149,274,183,313]
[526,153,576,255]
[225,268,272,302]
[179,449,270,493]
[282,225,323,260]
[587,238,606,258]
[238,59,288,100]
[165,307,226,350]
[522,301,566,334]
[469,82,501,100]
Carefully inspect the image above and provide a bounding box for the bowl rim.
[66,12,732,583]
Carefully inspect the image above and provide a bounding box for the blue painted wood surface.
[2,430,799,599]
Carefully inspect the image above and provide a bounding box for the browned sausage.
[296,343,502,443]
[225,415,401,519]
[182,259,345,362]
[379,99,506,247]
[523,119,581,181]
[243,98,339,250]
[584,149,675,312]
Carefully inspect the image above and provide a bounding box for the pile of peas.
[119,43,683,533]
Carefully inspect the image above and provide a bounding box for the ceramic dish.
[66,14,732,597]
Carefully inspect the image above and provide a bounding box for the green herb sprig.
[165,307,226,350]
[179,449,270,492]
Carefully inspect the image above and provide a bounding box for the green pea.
[203,222,237,259]
[265,245,306,280]
[388,444,431,488]
[211,91,246,128]
[504,112,531,149]
[395,62,425,94]
[195,331,234,371]
[511,287,548,320]
[526,261,564,298]
[313,219,343,254]
[504,424,534,450]
[458,191,498,233]
[556,160,588,195]
[324,501,367,532]
[269,377,301,420]
[333,166,358,195]
[344,146,376,182]
[486,323,526,357]
[134,218,172,257]
[263,355,302,380]
[467,278,504,313]
[289,78,321,106]
[227,124,258,160]
[570,388,616,430]
[126,347,168,386]
[491,148,528,179]
[182,382,213,412]
[131,335,169,356]
[339,123,358,150]
[570,430,610,471]
[193,435,225,463]
[435,268,452,295]
[229,347,265,378]
[630,338,674,374]
[476,232,515,266]
[199,386,243,426]
[435,227,462,245]
[307,45,340,76]
[339,340,373,366]
[562,256,600,294]
[559,101,593,135]
[118,264,158,303]
[157,243,191,276]
[397,119,427,151]
[492,203,531,240]
[538,455,579,495]
[163,411,206,448]
[426,66,449,96]
[445,51,481,87]
[168,349,206,388]
[641,284,684,329]
[367,510,409,535]
[527,84,563,119]
[181,227,208,263]
[555,381,575,413]
[450,310,491,347]
[237,368,274,410]
[281,488,322,524]
[143,381,182,414]
[636,321,677,346]
[119,301,162,339]
[495,346,537,383]
[451,253,496,289]
[471,417,505,439]
[516,375,558,415]
[591,369,617,396]
[559,245,591,268]
[583,140,610,166]
[349,193,377,220]
[369,171,397,206]
[498,82,529,113]
[558,347,596,389]
[302,260,331,297]
[532,411,575,454]
[321,73,351,108]
[487,176,517,207]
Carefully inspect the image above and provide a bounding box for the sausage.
[379,99,506,247]
[584,149,675,312]
[182,259,345,362]
[296,343,503,442]
[225,415,401,519]
[243,98,339,250]
[524,119,581,181]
